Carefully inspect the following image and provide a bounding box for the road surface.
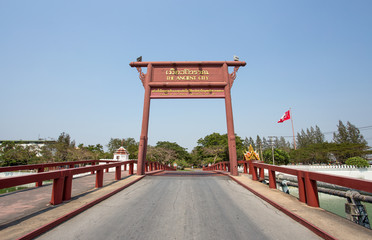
[37,172,321,240]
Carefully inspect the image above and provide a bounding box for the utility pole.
[268,136,275,165]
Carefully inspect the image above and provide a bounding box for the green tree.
[54,132,75,162]
[255,135,262,150]
[0,141,40,166]
[332,120,366,144]
[278,136,290,151]
[314,125,325,143]
[156,141,190,163]
[333,120,349,144]
[77,144,108,160]
[243,137,255,149]
[193,132,244,165]
[346,122,367,144]
[289,143,331,164]
[262,137,270,150]
[331,121,369,162]
[146,145,177,165]
[263,148,289,165]
[297,125,325,148]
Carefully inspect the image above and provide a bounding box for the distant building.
[113,146,129,161]
[0,140,55,156]
[0,140,55,148]
[100,146,135,171]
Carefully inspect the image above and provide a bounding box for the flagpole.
[290,108,297,150]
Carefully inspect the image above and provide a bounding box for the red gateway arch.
[130,61,246,176]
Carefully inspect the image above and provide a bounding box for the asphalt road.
[37,172,321,240]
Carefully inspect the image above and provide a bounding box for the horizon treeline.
[0,120,370,167]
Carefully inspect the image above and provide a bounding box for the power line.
[279,125,372,138]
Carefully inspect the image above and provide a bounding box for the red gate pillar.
[137,64,153,175]
[223,63,238,176]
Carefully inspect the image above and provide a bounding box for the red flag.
[278,110,291,123]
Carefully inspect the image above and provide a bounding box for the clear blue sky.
[1,1,371,152]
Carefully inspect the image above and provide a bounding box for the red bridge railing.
[0,160,175,205]
[203,160,372,208]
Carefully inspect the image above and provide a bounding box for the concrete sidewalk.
[230,173,372,240]
[0,171,143,240]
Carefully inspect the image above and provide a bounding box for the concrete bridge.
[0,160,371,240]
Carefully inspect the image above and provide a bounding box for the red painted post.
[252,166,258,181]
[243,163,248,174]
[248,160,253,174]
[297,172,306,203]
[36,167,44,187]
[129,163,134,175]
[305,172,320,207]
[150,162,153,171]
[223,63,239,176]
[259,167,265,180]
[91,162,95,174]
[95,169,104,188]
[137,64,153,175]
[124,163,127,171]
[115,166,121,180]
[63,174,73,201]
[268,170,276,189]
[69,164,74,169]
[50,177,64,205]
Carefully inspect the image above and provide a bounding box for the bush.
[345,157,369,168]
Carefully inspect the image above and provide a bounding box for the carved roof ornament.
[229,66,240,87]
[244,144,260,161]
[136,67,146,86]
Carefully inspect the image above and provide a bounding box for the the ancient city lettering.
[176,75,197,80]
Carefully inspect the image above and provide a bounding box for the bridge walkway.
[0,170,371,239]
[36,172,321,240]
